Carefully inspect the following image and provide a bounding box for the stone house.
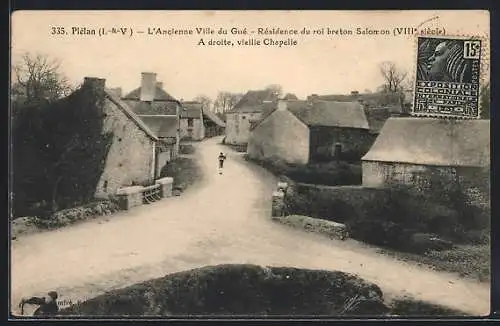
[225,89,276,146]
[81,77,165,199]
[180,101,205,140]
[309,91,411,123]
[122,72,182,156]
[247,99,373,165]
[361,117,490,209]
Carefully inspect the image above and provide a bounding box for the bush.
[160,157,201,192]
[34,199,121,228]
[287,162,361,186]
[248,156,362,186]
[285,184,479,252]
[179,144,195,155]
[12,85,114,219]
[11,199,121,237]
[389,297,469,316]
[60,264,389,316]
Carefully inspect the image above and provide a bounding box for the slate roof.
[229,89,276,113]
[125,100,178,116]
[251,100,370,130]
[361,117,490,167]
[122,85,179,102]
[287,100,370,129]
[309,92,404,110]
[138,115,178,138]
[202,108,226,127]
[104,90,159,141]
[180,102,203,119]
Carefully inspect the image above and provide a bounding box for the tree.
[265,84,283,99]
[12,52,73,104]
[193,94,213,111]
[213,91,243,113]
[378,61,408,93]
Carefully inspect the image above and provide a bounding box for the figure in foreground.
[18,291,59,316]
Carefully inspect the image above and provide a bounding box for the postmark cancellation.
[412,35,487,119]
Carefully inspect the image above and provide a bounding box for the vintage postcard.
[10,10,491,319]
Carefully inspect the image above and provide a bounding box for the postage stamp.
[412,36,483,119]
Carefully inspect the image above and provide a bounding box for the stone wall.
[225,112,262,145]
[310,126,375,162]
[94,97,156,199]
[179,118,205,141]
[362,161,490,210]
[116,177,174,210]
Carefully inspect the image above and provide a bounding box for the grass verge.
[377,244,490,283]
[11,199,121,238]
[160,157,202,193]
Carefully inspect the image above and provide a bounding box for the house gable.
[248,107,309,164]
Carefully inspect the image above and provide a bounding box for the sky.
[11,10,490,101]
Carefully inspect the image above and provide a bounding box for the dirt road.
[10,137,490,316]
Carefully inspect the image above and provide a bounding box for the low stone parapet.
[116,186,144,210]
[277,181,289,192]
[155,177,174,198]
[271,190,286,217]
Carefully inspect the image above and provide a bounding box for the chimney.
[277,99,287,111]
[156,81,163,89]
[308,94,319,104]
[83,77,106,92]
[110,87,122,97]
[140,72,157,102]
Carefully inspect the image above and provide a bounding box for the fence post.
[155,177,174,198]
[116,186,144,210]
[271,189,286,217]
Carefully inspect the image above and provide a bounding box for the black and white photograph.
[9,10,491,319]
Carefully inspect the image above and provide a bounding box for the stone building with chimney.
[79,77,169,199]
[122,72,182,157]
[247,99,372,164]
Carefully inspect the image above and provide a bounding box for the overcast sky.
[11,10,489,101]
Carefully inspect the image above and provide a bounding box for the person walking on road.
[218,152,227,174]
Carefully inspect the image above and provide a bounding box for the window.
[333,143,343,158]
[187,118,194,127]
[103,180,108,192]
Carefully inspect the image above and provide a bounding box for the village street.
[10,136,490,316]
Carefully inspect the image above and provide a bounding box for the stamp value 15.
[413,36,482,119]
